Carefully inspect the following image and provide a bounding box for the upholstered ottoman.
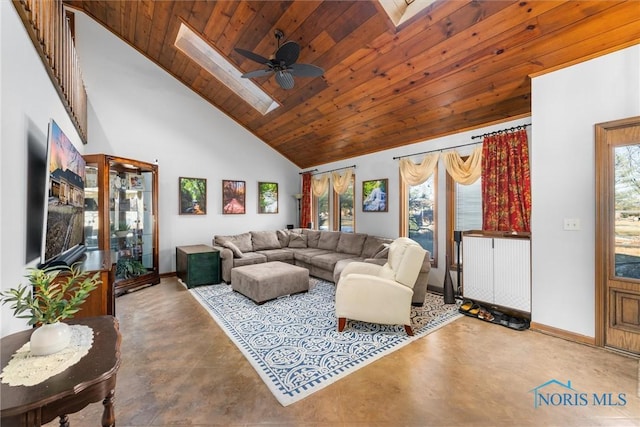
[231,261,309,304]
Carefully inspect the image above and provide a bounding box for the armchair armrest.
[340,261,383,277]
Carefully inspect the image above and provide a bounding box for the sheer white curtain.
[332,168,353,194]
[399,153,439,185]
[442,146,482,185]
[311,174,330,196]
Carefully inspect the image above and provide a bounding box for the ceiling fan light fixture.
[275,70,295,90]
[235,30,323,90]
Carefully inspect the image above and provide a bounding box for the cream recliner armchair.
[335,237,427,336]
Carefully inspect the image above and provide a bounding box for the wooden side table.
[176,244,221,288]
[1,316,121,427]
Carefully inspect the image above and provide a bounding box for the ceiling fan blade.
[234,48,270,65]
[275,41,300,66]
[275,70,295,90]
[241,69,274,79]
[289,63,324,78]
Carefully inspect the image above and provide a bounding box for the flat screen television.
[40,119,87,268]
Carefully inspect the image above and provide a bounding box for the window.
[446,168,482,269]
[377,0,437,27]
[401,171,437,263]
[174,23,279,115]
[311,174,355,232]
[314,185,330,231]
[333,175,355,232]
[454,179,482,231]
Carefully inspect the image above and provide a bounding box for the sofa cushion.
[251,230,281,251]
[215,232,253,253]
[289,248,332,264]
[223,241,243,258]
[288,233,308,248]
[276,229,291,247]
[336,233,367,255]
[310,252,358,272]
[317,231,341,251]
[256,249,295,263]
[303,229,321,248]
[361,235,393,258]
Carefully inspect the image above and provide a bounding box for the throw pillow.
[231,232,253,253]
[215,233,252,252]
[373,243,390,259]
[223,241,243,258]
[276,229,290,247]
[288,233,308,248]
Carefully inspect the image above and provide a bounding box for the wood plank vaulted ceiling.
[64,0,640,169]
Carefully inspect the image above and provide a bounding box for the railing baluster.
[13,0,88,143]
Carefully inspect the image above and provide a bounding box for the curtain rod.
[392,141,479,160]
[471,123,531,140]
[392,122,532,160]
[300,164,356,176]
[299,168,318,175]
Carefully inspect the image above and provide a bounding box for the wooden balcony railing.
[13,0,88,143]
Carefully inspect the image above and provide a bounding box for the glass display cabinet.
[84,154,160,293]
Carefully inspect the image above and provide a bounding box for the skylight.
[378,0,436,27]
[174,22,279,115]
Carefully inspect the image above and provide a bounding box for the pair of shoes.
[468,304,481,316]
[491,311,507,326]
[459,300,473,312]
[507,317,528,330]
[478,308,495,322]
[459,300,481,316]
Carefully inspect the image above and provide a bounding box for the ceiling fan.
[235,30,324,90]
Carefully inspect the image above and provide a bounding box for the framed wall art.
[362,178,388,212]
[258,182,278,214]
[179,177,207,215]
[222,180,246,214]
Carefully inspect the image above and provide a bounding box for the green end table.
[176,245,221,288]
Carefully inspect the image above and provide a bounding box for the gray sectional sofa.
[212,229,431,306]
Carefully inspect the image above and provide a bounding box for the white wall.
[73,13,300,274]
[531,44,640,337]
[1,2,87,335]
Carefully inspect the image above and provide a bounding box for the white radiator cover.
[463,234,531,313]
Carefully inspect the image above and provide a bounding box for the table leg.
[101,389,115,427]
[59,415,69,427]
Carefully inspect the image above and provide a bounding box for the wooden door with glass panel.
[596,117,640,355]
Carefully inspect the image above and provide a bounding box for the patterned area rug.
[190,278,462,406]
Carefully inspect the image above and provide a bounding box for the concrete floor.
[48,277,639,426]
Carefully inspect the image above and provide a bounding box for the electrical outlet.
[563,218,581,231]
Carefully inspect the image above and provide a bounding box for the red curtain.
[481,129,531,232]
[301,173,312,228]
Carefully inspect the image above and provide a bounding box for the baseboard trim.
[160,271,177,279]
[530,322,596,346]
